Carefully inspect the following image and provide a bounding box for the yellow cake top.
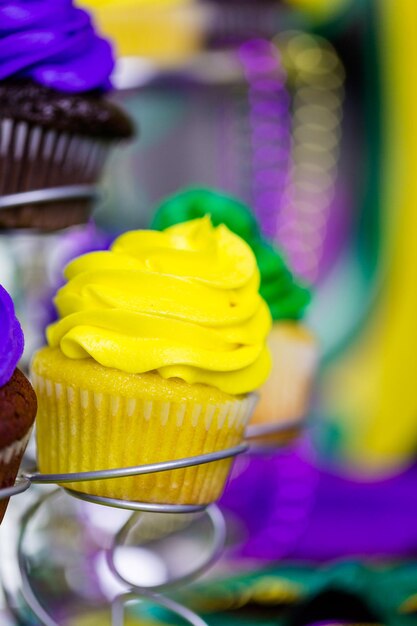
[47,217,272,395]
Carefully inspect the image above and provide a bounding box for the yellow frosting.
[47,218,272,395]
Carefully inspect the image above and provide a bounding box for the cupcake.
[249,239,316,440]
[151,188,317,440]
[0,1,134,231]
[0,285,37,523]
[31,217,271,504]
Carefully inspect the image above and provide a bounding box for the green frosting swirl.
[151,188,311,321]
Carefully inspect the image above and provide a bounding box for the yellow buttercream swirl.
[47,217,272,395]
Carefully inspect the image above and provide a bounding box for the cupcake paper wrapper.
[0,430,31,465]
[32,373,256,505]
[0,429,32,524]
[0,118,109,229]
[250,323,318,430]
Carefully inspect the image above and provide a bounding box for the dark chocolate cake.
[0,368,37,523]
[0,79,134,139]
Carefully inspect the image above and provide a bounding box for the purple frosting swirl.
[0,1,115,92]
[0,284,24,387]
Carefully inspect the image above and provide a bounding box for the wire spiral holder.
[0,417,300,626]
[0,444,248,626]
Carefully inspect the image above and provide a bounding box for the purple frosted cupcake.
[0,1,134,231]
[0,285,37,523]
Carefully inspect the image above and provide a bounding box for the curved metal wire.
[0,185,99,210]
[245,417,307,440]
[112,591,209,626]
[9,445,242,622]
[0,476,31,501]
[63,489,210,513]
[106,504,226,593]
[25,444,248,485]
[5,428,299,624]
[17,491,62,626]
[16,490,217,625]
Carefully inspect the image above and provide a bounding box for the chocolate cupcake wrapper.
[33,373,256,505]
[0,118,109,194]
[0,118,110,229]
[0,429,31,465]
[0,429,32,524]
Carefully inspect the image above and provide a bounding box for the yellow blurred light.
[284,0,351,22]
[297,88,342,111]
[294,104,341,129]
[78,0,204,63]
[274,32,344,282]
[293,135,340,153]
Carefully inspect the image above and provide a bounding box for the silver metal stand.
[15,491,224,626]
[245,418,306,441]
[0,185,99,211]
[0,477,31,500]
[0,443,248,626]
[0,419,301,625]
[24,444,247,514]
[106,505,226,626]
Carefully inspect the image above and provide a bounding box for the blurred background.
[2,0,417,624]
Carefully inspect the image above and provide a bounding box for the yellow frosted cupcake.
[151,188,318,443]
[31,217,271,504]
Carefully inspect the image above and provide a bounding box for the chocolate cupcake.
[0,285,37,523]
[0,2,135,231]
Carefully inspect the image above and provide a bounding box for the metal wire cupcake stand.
[0,418,302,626]
[4,447,244,626]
